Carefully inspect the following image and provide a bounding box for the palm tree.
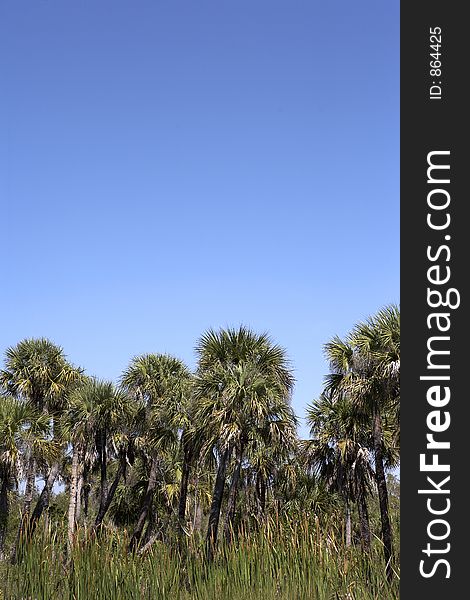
[61,377,135,542]
[277,454,342,528]
[0,395,55,558]
[324,305,399,578]
[61,379,95,548]
[226,408,298,539]
[305,392,374,550]
[88,380,134,529]
[121,353,192,551]
[0,338,82,535]
[193,326,296,559]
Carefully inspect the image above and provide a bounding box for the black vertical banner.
[401,2,468,598]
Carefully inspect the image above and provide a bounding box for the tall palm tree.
[226,408,298,540]
[0,338,82,534]
[88,380,133,529]
[194,326,296,559]
[121,354,192,551]
[305,392,374,550]
[324,305,400,578]
[0,395,56,558]
[61,379,96,548]
[61,377,135,541]
[351,306,399,574]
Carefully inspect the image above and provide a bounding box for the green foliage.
[0,338,83,412]
[1,519,399,600]
[0,312,400,597]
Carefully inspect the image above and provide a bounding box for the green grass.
[1,522,399,600]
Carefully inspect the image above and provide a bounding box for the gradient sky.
[0,1,399,437]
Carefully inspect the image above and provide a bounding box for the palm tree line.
[0,307,399,577]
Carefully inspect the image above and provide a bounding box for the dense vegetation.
[0,306,399,599]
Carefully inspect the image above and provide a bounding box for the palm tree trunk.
[96,428,108,521]
[192,474,202,533]
[22,456,36,523]
[257,474,266,518]
[129,457,158,552]
[11,456,36,564]
[206,446,230,561]
[83,464,90,519]
[178,443,192,529]
[160,504,173,544]
[372,409,393,580]
[345,503,352,548]
[94,457,125,530]
[29,462,60,536]
[0,474,9,559]
[75,473,84,523]
[67,446,81,551]
[224,441,244,543]
[194,501,203,534]
[137,534,159,555]
[357,491,371,552]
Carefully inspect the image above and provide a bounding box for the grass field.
[1,520,399,600]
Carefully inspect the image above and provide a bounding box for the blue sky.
[0,1,399,437]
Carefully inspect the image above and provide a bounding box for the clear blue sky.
[0,1,399,437]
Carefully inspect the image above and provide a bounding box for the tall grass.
[1,519,399,600]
